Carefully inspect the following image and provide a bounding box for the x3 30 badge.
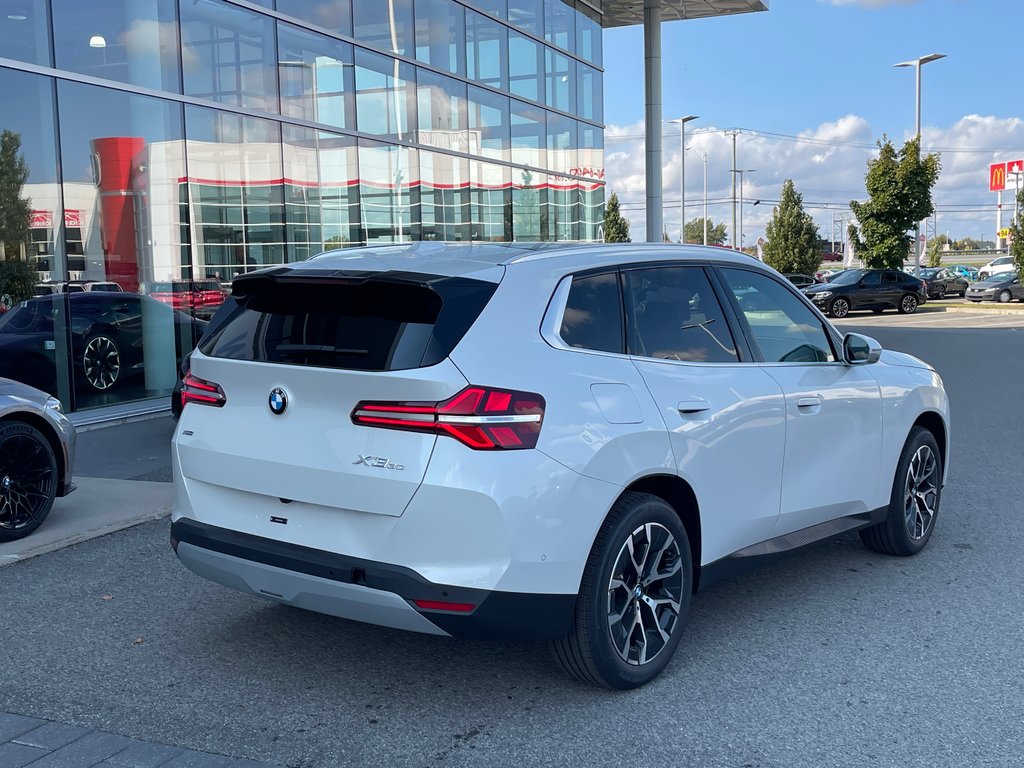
[353,455,405,470]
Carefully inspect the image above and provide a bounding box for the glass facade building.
[0,0,605,415]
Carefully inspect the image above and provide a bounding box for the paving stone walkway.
[0,712,283,768]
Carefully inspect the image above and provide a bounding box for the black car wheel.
[0,420,58,542]
[550,492,692,690]
[860,427,941,556]
[829,298,850,318]
[898,294,918,314]
[934,285,946,300]
[82,334,121,391]
[998,289,1012,303]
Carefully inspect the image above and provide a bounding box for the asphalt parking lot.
[1,312,1022,767]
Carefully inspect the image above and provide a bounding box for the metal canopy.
[602,0,768,28]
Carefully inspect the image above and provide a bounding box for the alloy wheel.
[998,290,1012,303]
[607,522,685,666]
[83,336,120,390]
[0,431,56,534]
[901,296,918,313]
[904,445,938,540]
[935,286,945,299]
[831,298,849,318]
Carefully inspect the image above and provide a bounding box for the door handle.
[677,399,711,414]
[797,396,822,409]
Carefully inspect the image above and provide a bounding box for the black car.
[803,268,928,318]
[171,296,238,418]
[784,273,820,289]
[0,292,205,399]
[918,268,968,299]
[965,272,1023,303]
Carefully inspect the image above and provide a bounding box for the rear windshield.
[199,273,497,371]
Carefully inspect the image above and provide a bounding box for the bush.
[0,258,37,309]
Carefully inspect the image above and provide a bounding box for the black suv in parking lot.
[802,268,928,318]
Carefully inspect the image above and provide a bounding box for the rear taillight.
[181,371,226,409]
[351,386,545,450]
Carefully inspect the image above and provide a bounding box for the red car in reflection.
[145,279,227,320]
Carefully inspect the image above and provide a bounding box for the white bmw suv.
[171,243,950,689]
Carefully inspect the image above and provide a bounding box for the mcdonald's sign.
[990,162,1006,192]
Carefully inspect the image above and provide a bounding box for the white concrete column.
[644,0,662,243]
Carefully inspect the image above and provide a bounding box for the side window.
[559,271,623,354]
[861,272,881,286]
[719,268,837,364]
[883,272,900,285]
[623,266,738,363]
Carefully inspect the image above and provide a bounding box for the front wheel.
[0,420,58,542]
[549,492,692,689]
[860,427,941,556]
[81,334,121,391]
[998,289,1012,303]
[898,294,919,314]
[829,298,850,318]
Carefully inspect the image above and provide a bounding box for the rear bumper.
[171,518,576,640]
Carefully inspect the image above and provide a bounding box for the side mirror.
[843,333,882,365]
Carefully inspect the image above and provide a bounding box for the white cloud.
[603,114,1024,246]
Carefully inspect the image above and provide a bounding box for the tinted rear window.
[560,272,623,354]
[199,274,497,371]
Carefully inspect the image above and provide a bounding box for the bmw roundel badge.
[269,387,288,415]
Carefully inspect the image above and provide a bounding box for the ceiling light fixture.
[89,35,107,48]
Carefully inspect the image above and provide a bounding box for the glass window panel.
[180,0,278,112]
[468,86,509,163]
[281,124,323,262]
[420,150,470,242]
[545,47,574,112]
[511,99,545,169]
[576,63,602,122]
[560,272,622,353]
[507,0,543,35]
[473,0,506,19]
[625,267,739,363]
[544,0,574,51]
[358,140,418,244]
[719,268,837,363]
[580,180,603,242]
[469,160,510,242]
[52,0,180,92]
[416,69,470,153]
[318,131,361,248]
[512,168,544,241]
[466,10,507,90]
[56,81,195,409]
[547,179,579,241]
[508,31,542,102]
[414,0,465,76]
[353,0,413,57]
[0,68,68,405]
[185,105,284,282]
[578,122,604,242]
[276,0,352,36]
[278,22,355,131]
[0,0,51,66]
[355,47,416,140]
[575,1,602,66]
[546,112,575,176]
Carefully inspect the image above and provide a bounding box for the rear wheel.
[549,492,692,689]
[934,285,946,300]
[829,298,850,318]
[898,294,918,314]
[0,420,58,542]
[860,427,941,556]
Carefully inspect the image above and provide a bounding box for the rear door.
[175,273,497,536]
[623,264,787,562]
[856,270,883,309]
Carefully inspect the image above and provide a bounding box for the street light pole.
[894,52,946,277]
[669,115,698,243]
[731,169,755,251]
[688,146,708,245]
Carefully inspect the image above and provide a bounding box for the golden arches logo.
[990,163,1007,192]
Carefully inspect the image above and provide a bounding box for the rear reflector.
[412,599,476,613]
[352,386,544,450]
[181,371,226,409]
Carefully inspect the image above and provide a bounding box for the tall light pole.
[894,52,946,276]
[731,169,755,250]
[668,115,699,243]
[688,146,708,245]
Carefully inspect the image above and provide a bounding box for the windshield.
[0,297,56,334]
[982,272,1018,284]
[919,269,941,279]
[830,269,866,286]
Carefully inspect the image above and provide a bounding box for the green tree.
[762,180,821,275]
[683,217,727,246]
[849,136,941,269]
[603,191,631,243]
[0,130,31,261]
[1009,187,1024,276]
[925,233,951,267]
[0,258,36,310]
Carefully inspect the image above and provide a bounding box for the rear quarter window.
[559,272,623,354]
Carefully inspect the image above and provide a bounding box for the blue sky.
[601,0,1024,245]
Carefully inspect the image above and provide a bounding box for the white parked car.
[978,255,1015,280]
[170,243,951,689]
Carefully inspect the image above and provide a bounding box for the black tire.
[81,333,121,391]
[829,297,850,318]
[549,492,693,690]
[998,290,1012,304]
[898,294,918,314]
[935,285,946,300]
[860,427,941,556]
[0,420,58,543]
